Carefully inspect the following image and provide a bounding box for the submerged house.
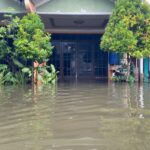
[0,0,149,81]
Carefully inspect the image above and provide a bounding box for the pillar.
[140,58,144,82]
[24,0,36,12]
[143,58,149,82]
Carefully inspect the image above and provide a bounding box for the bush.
[0,13,56,85]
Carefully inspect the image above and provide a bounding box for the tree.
[14,13,53,63]
[100,0,150,58]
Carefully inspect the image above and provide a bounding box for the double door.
[50,39,108,80]
[62,41,93,79]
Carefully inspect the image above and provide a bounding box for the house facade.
[0,0,149,81]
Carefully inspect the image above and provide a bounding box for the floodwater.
[0,82,150,150]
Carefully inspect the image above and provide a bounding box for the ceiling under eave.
[0,0,114,33]
[34,0,114,33]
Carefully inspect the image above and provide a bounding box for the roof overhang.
[39,13,110,34]
[35,0,114,34]
[0,0,114,34]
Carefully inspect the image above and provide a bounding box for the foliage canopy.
[14,13,52,63]
[100,0,150,58]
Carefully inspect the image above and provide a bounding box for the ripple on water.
[0,83,150,150]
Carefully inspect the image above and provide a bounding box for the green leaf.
[0,64,7,72]
[12,58,24,68]
[22,67,30,73]
[50,64,56,73]
[22,67,32,77]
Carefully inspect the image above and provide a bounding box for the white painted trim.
[46,28,105,34]
[0,11,26,13]
[36,12,112,15]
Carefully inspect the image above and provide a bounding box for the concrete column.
[144,58,149,82]
[24,0,36,12]
[140,58,144,82]
[134,59,139,82]
[149,57,150,72]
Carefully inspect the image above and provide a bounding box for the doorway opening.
[49,34,108,81]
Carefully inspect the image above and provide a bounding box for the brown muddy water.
[0,82,150,150]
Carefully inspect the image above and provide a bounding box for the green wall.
[0,0,26,13]
[37,0,114,14]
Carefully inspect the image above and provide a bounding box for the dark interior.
[49,34,108,80]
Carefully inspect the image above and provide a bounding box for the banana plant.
[37,64,58,85]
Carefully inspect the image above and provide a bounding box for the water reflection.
[138,84,144,108]
[0,82,150,149]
